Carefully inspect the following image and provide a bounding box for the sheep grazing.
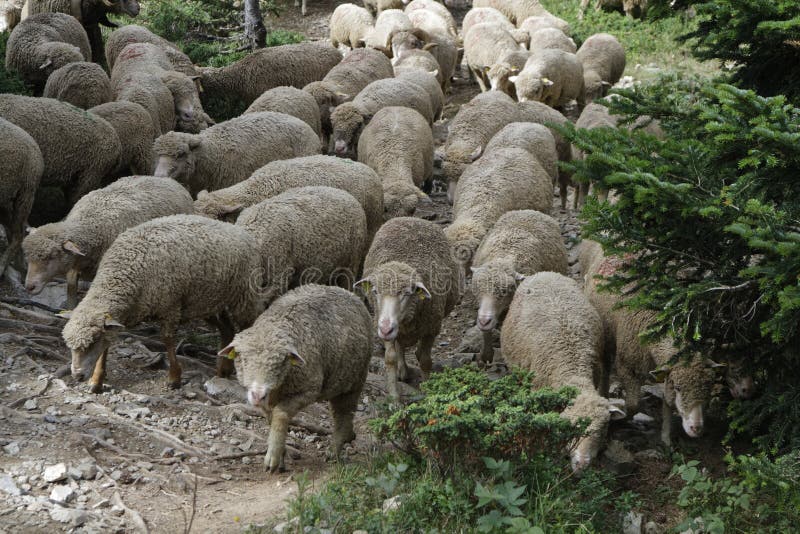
[518,14,571,36]
[442,91,520,202]
[110,42,210,135]
[105,25,201,85]
[363,0,404,17]
[357,106,433,219]
[580,240,724,445]
[0,118,43,277]
[221,284,372,472]
[5,12,90,88]
[403,0,458,38]
[501,271,625,472]
[43,61,110,109]
[509,48,585,108]
[402,15,459,92]
[484,122,559,186]
[193,155,384,243]
[244,86,323,142]
[200,42,343,107]
[472,0,550,25]
[576,33,626,102]
[329,3,374,51]
[580,0,647,20]
[356,217,459,399]
[153,111,322,197]
[236,186,367,304]
[303,47,394,146]
[23,176,193,309]
[394,68,444,121]
[463,22,529,94]
[462,7,530,48]
[529,27,576,53]
[89,101,155,178]
[330,78,434,158]
[25,0,140,64]
[446,147,552,283]
[62,215,262,393]
[573,101,619,205]
[364,9,413,54]
[470,210,567,363]
[0,95,121,206]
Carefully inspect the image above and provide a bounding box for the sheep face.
[726,359,754,399]
[563,393,626,472]
[487,63,518,95]
[511,72,552,103]
[62,311,124,381]
[330,103,364,158]
[22,228,83,295]
[660,357,718,438]
[383,183,420,220]
[160,72,204,130]
[38,42,84,74]
[390,31,424,61]
[112,0,141,17]
[583,71,610,102]
[470,260,524,331]
[357,262,431,342]
[153,132,201,182]
[194,190,244,220]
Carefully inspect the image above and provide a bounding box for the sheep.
[303,47,394,146]
[442,90,520,202]
[200,42,343,107]
[446,147,553,284]
[392,46,442,84]
[357,106,433,219]
[516,100,573,203]
[330,3,374,51]
[364,9,412,54]
[390,28,457,93]
[153,111,322,197]
[363,0,404,17]
[463,22,528,93]
[394,68,444,121]
[355,217,459,399]
[329,78,434,158]
[462,7,530,48]
[0,0,24,32]
[580,240,725,445]
[111,42,210,135]
[105,25,199,80]
[500,271,626,472]
[62,215,262,392]
[244,86,323,142]
[420,31,459,93]
[403,0,457,38]
[509,48,585,108]
[484,121,558,194]
[579,0,647,20]
[193,155,384,243]
[572,101,619,205]
[470,210,567,363]
[406,8,452,42]
[528,27,576,53]
[0,118,43,277]
[0,95,121,205]
[472,0,550,25]
[518,14,571,36]
[89,101,155,178]
[23,176,193,309]
[221,284,372,472]
[5,12,90,88]
[24,0,141,64]
[235,186,367,304]
[576,33,625,102]
[42,61,110,109]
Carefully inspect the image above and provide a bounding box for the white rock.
[49,506,88,526]
[50,485,75,503]
[76,461,98,480]
[622,511,643,534]
[43,463,68,483]
[382,495,403,513]
[0,475,22,496]
[23,399,38,410]
[3,442,20,455]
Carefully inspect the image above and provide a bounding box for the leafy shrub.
[0,31,32,95]
[370,367,583,473]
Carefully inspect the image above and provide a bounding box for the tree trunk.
[244,0,267,49]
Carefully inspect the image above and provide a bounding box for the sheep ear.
[482,65,491,73]
[601,81,612,88]
[542,77,554,87]
[414,281,432,300]
[189,75,201,81]
[649,365,670,382]
[103,314,125,329]
[469,146,482,161]
[514,272,526,282]
[508,75,519,84]
[286,346,306,367]
[608,405,627,420]
[57,310,72,319]
[197,190,209,199]
[218,343,237,358]
[415,189,433,204]
[27,227,37,235]
[428,69,439,77]
[705,359,726,368]
[353,278,372,294]
[219,203,244,216]
[187,138,202,149]
[62,240,86,256]
[39,58,53,70]
[423,42,439,51]
[510,67,520,74]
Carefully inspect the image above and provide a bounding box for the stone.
[110,505,125,516]
[43,463,68,483]
[76,461,98,480]
[109,470,124,481]
[3,442,20,456]
[220,474,232,481]
[0,475,22,496]
[634,449,666,463]
[49,506,88,526]
[23,399,38,410]
[114,404,151,419]
[50,485,75,504]
[622,511,643,534]
[382,495,403,513]
[67,467,83,480]
[645,521,666,534]
[632,413,656,426]
[602,440,636,476]
[136,461,153,471]
[92,499,110,509]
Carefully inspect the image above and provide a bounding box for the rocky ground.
[0,1,733,532]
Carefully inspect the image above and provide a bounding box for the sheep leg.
[66,268,79,310]
[211,314,236,378]
[470,66,488,92]
[480,330,494,364]
[89,348,108,394]
[416,336,435,378]
[87,25,106,66]
[265,406,291,472]
[163,335,182,389]
[384,341,401,399]
[660,398,673,447]
[396,342,409,382]
[329,390,359,460]
[447,180,456,205]
[559,177,569,211]
[578,181,591,207]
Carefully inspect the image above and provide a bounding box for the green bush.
[370,367,583,473]
[0,31,33,95]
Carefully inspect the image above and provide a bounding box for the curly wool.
[330,3,374,49]
[472,0,550,25]
[235,186,367,304]
[462,7,517,38]
[484,122,558,184]
[200,42,343,106]
[513,48,585,108]
[394,69,444,121]
[393,49,442,86]
[518,14,571,36]
[463,22,526,92]
[364,9,412,50]
[576,33,625,102]
[0,94,120,204]
[403,0,458,37]
[245,86,322,140]
[5,13,89,87]
[363,0,404,17]
[529,27,575,53]
[43,61,110,109]
[0,118,43,273]
[62,215,262,353]
[89,101,155,177]
[193,155,383,243]
[105,25,195,76]
[357,106,432,219]
[153,111,321,196]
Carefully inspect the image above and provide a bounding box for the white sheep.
[463,22,528,93]
[462,8,530,48]
[330,3,374,51]
[403,0,458,38]
[363,0,404,17]
[472,0,551,25]
[576,33,626,102]
[364,8,413,54]
[89,101,156,179]
[484,121,559,186]
[509,48,585,108]
[244,86,323,142]
[394,68,444,121]
[518,14,571,36]
[42,61,110,109]
[528,27,576,53]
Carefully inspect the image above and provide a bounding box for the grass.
[0,31,33,95]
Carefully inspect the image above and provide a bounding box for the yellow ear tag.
[290,358,300,366]
[226,348,238,360]
[362,281,372,292]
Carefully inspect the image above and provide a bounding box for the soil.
[0,1,735,532]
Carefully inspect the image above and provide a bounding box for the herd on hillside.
[0,0,750,474]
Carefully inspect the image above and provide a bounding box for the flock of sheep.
[1,0,752,474]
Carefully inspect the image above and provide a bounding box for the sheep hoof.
[167,379,182,390]
[89,382,104,394]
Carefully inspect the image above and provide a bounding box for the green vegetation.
[0,31,33,95]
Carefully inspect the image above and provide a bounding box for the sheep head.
[470,259,525,331]
[583,70,611,102]
[562,392,626,473]
[510,72,553,103]
[62,309,124,381]
[382,182,428,220]
[153,131,201,183]
[22,226,85,295]
[330,103,365,158]
[103,0,140,17]
[160,71,206,131]
[194,190,244,221]
[38,42,85,74]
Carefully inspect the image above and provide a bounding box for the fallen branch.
[0,296,62,313]
[213,449,267,461]
[0,302,64,325]
[7,376,50,408]
[112,491,149,534]
[0,317,62,335]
